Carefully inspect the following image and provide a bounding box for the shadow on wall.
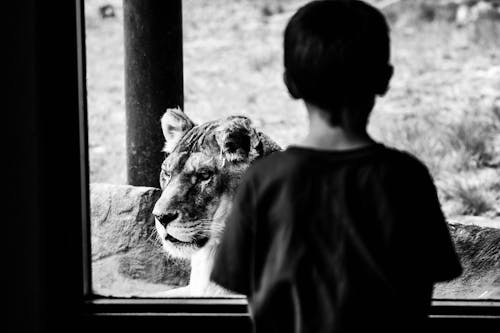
[90,183,500,299]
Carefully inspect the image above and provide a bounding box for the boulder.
[90,183,189,297]
[434,217,500,298]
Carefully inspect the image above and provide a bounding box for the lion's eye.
[197,170,213,181]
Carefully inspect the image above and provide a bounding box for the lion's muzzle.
[154,210,180,228]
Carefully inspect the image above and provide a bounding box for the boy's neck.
[299,103,374,151]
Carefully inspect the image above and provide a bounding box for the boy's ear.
[374,64,394,96]
[160,107,195,153]
[284,70,301,99]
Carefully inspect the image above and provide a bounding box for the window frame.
[76,0,500,330]
[78,0,252,329]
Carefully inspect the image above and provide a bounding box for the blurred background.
[85,0,500,220]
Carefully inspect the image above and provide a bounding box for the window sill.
[81,298,499,333]
[83,297,250,316]
[430,299,500,318]
[84,297,499,317]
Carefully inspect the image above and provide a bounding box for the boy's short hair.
[284,0,392,126]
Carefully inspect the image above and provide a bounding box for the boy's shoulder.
[372,145,436,191]
[377,143,424,162]
[257,144,427,167]
[244,148,302,179]
[245,143,432,184]
[380,145,431,174]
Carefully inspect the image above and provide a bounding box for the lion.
[152,108,280,296]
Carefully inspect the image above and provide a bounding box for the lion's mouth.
[165,234,190,244]
[165,233,209,247]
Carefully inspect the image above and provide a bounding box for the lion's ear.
[160,108,195,153]
[217,116,261,163]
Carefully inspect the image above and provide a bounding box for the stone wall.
[91,183,189,297]
[435,218,500,298]
[91,183,499,298]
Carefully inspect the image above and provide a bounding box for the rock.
[117,244,189,285]
[91,183,160,260]
[434,219,500,298]
[449,222,500,279]
[91,183,189,296]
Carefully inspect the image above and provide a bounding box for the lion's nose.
[155,211,179,227]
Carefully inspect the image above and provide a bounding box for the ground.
[85,0,500,297]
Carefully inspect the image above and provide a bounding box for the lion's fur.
[153,108,280,296]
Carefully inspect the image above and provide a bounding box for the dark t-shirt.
[211,144,462,333]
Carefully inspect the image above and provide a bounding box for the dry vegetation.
[85,0,500,221]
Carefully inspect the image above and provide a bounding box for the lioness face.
[153,108,276,259]
[154,149,247,258]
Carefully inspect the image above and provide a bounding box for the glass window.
[86,0,499,299]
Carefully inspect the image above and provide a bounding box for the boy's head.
[284,0,393,128]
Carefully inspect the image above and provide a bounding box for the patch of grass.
[377,103,500,178]
[373,113,445,176]
[376,104,500,218]
[444,108,500,170]
[440,176,496,216]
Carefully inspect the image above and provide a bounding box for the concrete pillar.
[123,0,183,187]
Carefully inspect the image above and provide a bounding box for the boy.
[210,1,462,332]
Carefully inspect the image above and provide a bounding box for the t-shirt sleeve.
[391,159,463,283]
[210,172,256,295]
[423,178,463,283]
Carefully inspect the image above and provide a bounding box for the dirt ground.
[85,0,500,298]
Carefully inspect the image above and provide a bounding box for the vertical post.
[124,0,183,187]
